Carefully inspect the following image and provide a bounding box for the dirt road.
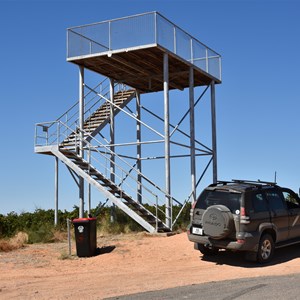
[1,232,300,299]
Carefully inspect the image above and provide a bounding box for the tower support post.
[164,53,171,229]
[54,156,59,226]
[79,65,85,218]
[87,149,91,216]
[189,67,196,204]
[211,80,218,183]
[110,78,116,222]
[136,91,142,204]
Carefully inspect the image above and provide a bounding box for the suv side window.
[282,190,300,209]
[265,190,286,210]
[252,193,268,212]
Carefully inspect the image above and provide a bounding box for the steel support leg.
[110,78,116,222]
[164,53,171,229]
[87,148,91,216]
[211,81,218,183]
[189,67,196,204]
[136,91,142,204]
[54,156,58,226]
[79,66,85,218]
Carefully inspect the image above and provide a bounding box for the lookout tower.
[35,12,221,232]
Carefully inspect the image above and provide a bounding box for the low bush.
[0,232,28,252]
[27,224,55,244]
[0,203,191,243]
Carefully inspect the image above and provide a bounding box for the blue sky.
[1,0,300,215]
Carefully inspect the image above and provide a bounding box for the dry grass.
[0,232,28,252]
[51,230,67,243]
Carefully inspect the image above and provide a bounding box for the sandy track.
[1,232,300,299]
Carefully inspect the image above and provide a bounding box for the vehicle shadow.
[200,244,300,267]
[95,245,116,255]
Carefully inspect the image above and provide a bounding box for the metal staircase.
[35,83,172,233]
[54,147,169,232]
[61,89,136,149]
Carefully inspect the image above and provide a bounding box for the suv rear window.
[195,189,241,213]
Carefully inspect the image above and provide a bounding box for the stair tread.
[86,115,108,119]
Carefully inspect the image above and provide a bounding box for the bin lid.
[72,217,97,223]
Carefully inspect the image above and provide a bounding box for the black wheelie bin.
[73,217,97,257]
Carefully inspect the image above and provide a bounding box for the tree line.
[0,204,191,241]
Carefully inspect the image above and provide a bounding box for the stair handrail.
[35,81,133,147]
[89,148,167,219]
[37,80,110,146]
[59,81,131,141]
[44,78,108,135]
[85,85,165,139]
[58,79,110,140]
[58,84,182,208]
[56,78,108,124]
[56,120,169,224]
[67,120,180,210]
[35,120,64,146]
[48,120,169,223]
[83,133,165,209]
[89,132,181,207]
[82,81,130,124]
[35,119,172,227]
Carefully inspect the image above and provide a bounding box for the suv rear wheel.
[257,234,274,263]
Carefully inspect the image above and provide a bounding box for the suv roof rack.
[210,180,278,189]
[210,181,232,187]
[231,179,277,186]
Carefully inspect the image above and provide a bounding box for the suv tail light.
[191,201,197,209]
[240,207,250,224]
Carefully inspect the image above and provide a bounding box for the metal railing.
[34,78,109,146]
[67,12,221,81]
[35,120,171,230]
[34,79,132,147]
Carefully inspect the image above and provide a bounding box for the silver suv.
[187,180,300,263]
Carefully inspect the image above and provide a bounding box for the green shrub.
[26,224,55,244]
[0,203,191,240]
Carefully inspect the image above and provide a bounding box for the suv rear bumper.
[187,231,259,252]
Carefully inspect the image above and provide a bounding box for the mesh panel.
[67,12,221,80]
[156,15,174,52]
[176,28,191,61]
[110,13,155,50]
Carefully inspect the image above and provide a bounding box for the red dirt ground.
[1,232,300,299]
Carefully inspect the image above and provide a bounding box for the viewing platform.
[67,12,221,93]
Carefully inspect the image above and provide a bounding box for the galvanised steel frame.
[35,12,221,230]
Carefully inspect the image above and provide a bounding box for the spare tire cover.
[202,205,234,239]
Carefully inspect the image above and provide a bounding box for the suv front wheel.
[257,234,274,263]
